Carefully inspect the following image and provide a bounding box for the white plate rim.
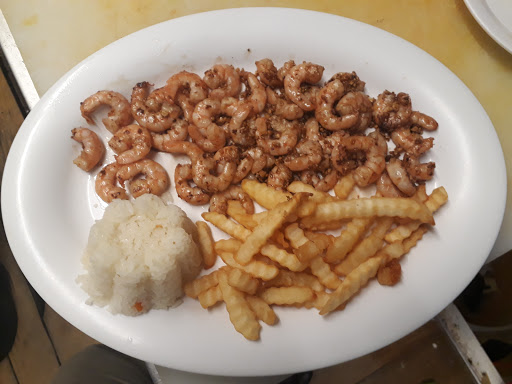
[1,7,507,377]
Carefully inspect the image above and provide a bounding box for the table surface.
[0,1,509,383]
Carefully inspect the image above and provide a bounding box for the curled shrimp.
[277,60,296,83]
[80,90,133,133]
[255,116,300,156]
[335,91,373,132]
[283,140,322,171]
[315,79,359,131]
[391,128,434,157]
[95,162,128,203]
[232,152,255,184]
[300,168,338,192]
[130,82,182,133]
[71,127,104,171]
[117,159,169,198]
[403,154,435,182]
[192,147,238,193]
[158,140,203,162]
[411,111,438,131]
[266,87,304,120]
[267,164,293,190]
[376,171,405,198]
[174,163,210,205]
[227,108,257,147]
[372,90,412,132]
[255,59,282,88]
[284,62,324,111]
[386,157,416,196]
[238,70,267,115]
[165,71,209,121]
[151,119,189,152]
[108,124,152,164]
[188,123,226,153]
[329,71,365,93]
[192,98,222,129]
[210,185,255,214]
[244,146,274,174]
[203,64,241,100]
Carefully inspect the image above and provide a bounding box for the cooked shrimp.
[244,146,274,174]
[283,140,322,171]
[80,90,133,133]
[300,169,338,192]
[188,123,226,153]
[316,79,359,131]
[329,71,365,93]
[192,147,238,193]
[335,91,373,132]
[174,163,210,205]
[386,157,416,196]
[203,64,241,100]
[210,185,255,214]
[411,111,438,131]
[267,164,293,190]
[277,60,296,83]
[95,162,128,203]
[165,71,209,121]
[71,127,104,171]
[391,128,434,157]
[372,90,412,132]
[403,154,435,182]
[228,108,257,147]
[255,59,282,88]
[239,70,267,115]
[255,116,300,156]
[151,119,189,151]
[232,152,255,184]
[108,124,152,164]
[284,62,324,111]
[130,82,182,132]
[376,171,404,198]
[117,159,169,198]
[266,87,304,120]
[192,98,222,129]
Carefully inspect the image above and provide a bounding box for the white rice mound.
[77,194,203,316]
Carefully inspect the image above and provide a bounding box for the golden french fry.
[334,217,394,276]
[270,230,290,249]
[412,184,428,203]
[260,286,314,306]
[227,268,260,295]
[266,270,325,292]
[304,232,332,253]
[246,296,278,325]
[287,181,335,203]
[381,225,429,262]
[305,197,434,225]
[198,285,223,308]
[241,179,292,209]
[227,200,259,229]
[334,173,355,200]
[284,223,308,248]
[309,256,341,290]
[325,218,373,263]
[284,223,321,263]
[300,219,346,231]
[236,193,307,265]
[219,251,279,281]
[296,199,317,218]
[183,269,221,298]
[304,291,331,310]
[377,259,402,286]
[215,238,243,253]
[218,271,261,341]
[202,212,251,240]
[196,221,217,269]
[260,244,306,272]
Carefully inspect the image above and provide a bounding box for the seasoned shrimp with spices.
[267,164,293,190]
[131,82,182,132]
[386,157,416,196]
[192,147,238,193]
[203,64,241,100]
[255,116,300,156]
[80,90,133,133]
[391,128,433,157]
[300,168,338,192]
[255,59,282,88]
[266,87,304,120]
[71,127,104,171]
[403,154,435,182]
[95,162,128,203]
[315,79,359,131]
[108,124,152,164]
[329,71,365,93]
[411,111,438,131]
[335,91,373,132]
[283,140,322,171]
[284,62,324,111]
[376,171,405,198]
[117,159,169,198]
[174,163,211,205]
[165,71,209,121]
[372,90,412,132]
[210,185,255,214]
[151,119,189,151]
[188,123,226,153]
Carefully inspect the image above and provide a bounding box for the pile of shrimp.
[71,59,438,211]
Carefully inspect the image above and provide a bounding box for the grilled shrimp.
[386,157,416,196]
[411,111,438,131]
[316,79,359,131]
[267,164,293,190]
[71,127,104,171]
[255,116,300,156]
[108,124,152,164]
[283,140,323,171]
[255,58,282,88]
[117,159,169,198]
[174,163,210,205]
[335,91,373,132]
[391,128,434,157]
[372,90,412,132]
[192,146,238,193]
[284,62,324,111]
[266,87,304,120]
[165,71,209,121]
[210,185,255,214]
[80,90,133,133]
[95,162,128,203]
[203,64,241,100]
[151,119,189,151]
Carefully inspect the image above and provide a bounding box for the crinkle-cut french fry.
[304,232,332,253]
[270,230,290,249]
[304,291,331,310]
[382,225,429,262]
[412,184,428,203]
[287,181,335,202]
[325,218,373,263]
[241,179,292,209]
[198,285,223,308]
[218,271,261,341]
[260,244,306,272]
[227,268,260,295]
[334,173,355,200]
[266,270,325,292]
[304,197,435,225]
[227,200,258,229]
[260,286,314,306]
[246,296,278,325]
[202,212,251,240]
[296,200,317,218]
[300,219,346,231]
[196,221,217,269]
[215,238,243,253]
[284,223,308,248]
[384,187,448,243]
[284,223,322,263]
[334,217,394,276]
[309,256,341,290]
[319,255,385,315]
[377,259,402,286]
[183,269,221,298]
[236,193,307,265]
[219,252,279,281]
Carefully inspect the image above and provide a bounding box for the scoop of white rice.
[77,194,203,316]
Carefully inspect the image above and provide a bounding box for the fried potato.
[380,225,429,263]
[183,269,221,298]
[333,173,356,200]
[218,271,261,341]
[284,223,322,263]
[236,193,307,265]
[202,212,251,240]
[304,231,332,253]
[246,296,278,325]
[304,291,331,311]
[198,285,223,309]
[227,200,258,229]
[196,221,217,269]
[377,259,402,286]
[215,238,243,254]
[241,179,292,209]
[287,181,335,202]
[325,218,373,263]
[260,244,306,272]
[309,256,341,290]
[227,268,260,295]
[218,251,279,281]
[266,270,325,292]
[260,286,314,306]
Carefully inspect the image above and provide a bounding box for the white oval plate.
[464,0,512,54]
[1,8,506,377]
